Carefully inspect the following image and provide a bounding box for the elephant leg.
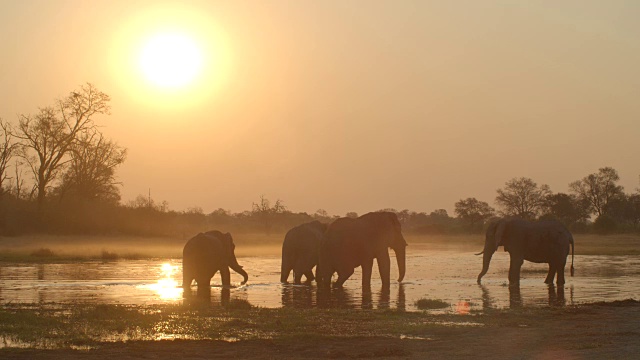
[304,269,315,283]
[362,258,374,289]
[334,268,354,288]
[508,256,524,285]
[182,269,194,291]
[544,264,557,285]
[377,252,391,289]
[556,260,567,286]
[294,270,304,285]
[196,277,211,297]
[220,267,231,288]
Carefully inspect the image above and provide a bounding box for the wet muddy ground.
[1,245,638,311]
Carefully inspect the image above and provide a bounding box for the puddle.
[1,246,639,312]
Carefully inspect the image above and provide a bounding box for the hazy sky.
[1,1,639,216]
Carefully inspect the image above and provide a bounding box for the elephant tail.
[570,237,575,277]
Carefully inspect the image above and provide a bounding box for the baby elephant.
[183,230,248,296]
[280,221,328,284]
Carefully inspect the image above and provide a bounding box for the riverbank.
[0,299,638,359]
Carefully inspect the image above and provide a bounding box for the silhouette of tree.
[0,119,19,197]
[495,177,551,219]
[569,167,624,217]
[252,195,286,234]
[454,197,495,227]
[604,193,640,230]
[57,130,126,203]
[345,212,358,218]
[14,83,110,208]
[542,193,590,228]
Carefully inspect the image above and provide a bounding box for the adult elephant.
[476,218,574,286]
[317,212,407,289]
[182,230,248,296]
[280,221,328,284]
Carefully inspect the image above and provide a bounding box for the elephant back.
[183,232,226,263]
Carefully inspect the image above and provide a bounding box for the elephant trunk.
[280,252,291,284]
[230,260,249,285]
[477,249,494,284]
[394,245,406,283]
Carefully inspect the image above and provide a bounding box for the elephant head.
[388,215,407,283]
[476,220,503,284]
[206,231,248,285]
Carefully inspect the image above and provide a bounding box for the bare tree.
[252,195,286,234]
[495,177,551,219]
[58,130,127,203]
[14,83,110,207]
[0,119,20,196]
[10,160,28,199]
[569,167,624,217]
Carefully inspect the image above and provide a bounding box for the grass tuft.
[415,298,450,310]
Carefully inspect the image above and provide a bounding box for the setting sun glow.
[149,263,181,300]
[139,32,203,89]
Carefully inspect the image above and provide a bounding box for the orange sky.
[1,1,639,215]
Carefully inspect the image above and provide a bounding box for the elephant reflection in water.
[282,284,406,310]
[281,285,314,308]
[479,284,566,310]
[183,288,231,307]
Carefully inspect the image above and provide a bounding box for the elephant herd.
[182,213,575,297]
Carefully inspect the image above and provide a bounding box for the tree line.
[0,86,638,237]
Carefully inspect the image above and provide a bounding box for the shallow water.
[1,245,638,312]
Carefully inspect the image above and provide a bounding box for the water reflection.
[146,263,182,300]
[508,285,522,309]
[478,284,567,310]
[547,285,566,307]
[397,284,406,312]
[1,251,639,311]
[479,284,494,310]
[183,287,232,307]
[280,283,406,310]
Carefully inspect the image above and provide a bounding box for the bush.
[594,214,617,235]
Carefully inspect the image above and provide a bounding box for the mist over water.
[1,246,638,312]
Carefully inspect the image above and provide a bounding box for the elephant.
[476,218,574,286]
[280,221,328,284]
[182,230,248,296]
[317,211,407,289]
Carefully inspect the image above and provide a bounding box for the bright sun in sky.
[139,32,203,89]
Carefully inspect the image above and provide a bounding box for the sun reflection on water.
[149,263,182,300]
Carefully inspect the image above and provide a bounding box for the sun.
[139,32,203,89]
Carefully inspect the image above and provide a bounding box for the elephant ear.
[493,220,508,252]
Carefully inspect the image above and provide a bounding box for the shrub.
[594,214,617,235]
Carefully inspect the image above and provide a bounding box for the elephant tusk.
[475,250,484,256]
